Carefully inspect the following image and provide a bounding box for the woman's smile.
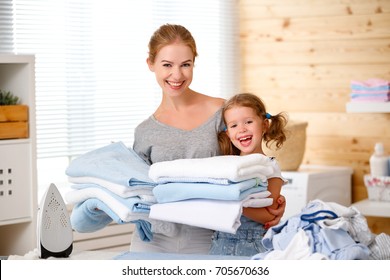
[166,80,185,89]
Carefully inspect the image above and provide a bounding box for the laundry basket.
[263,121,308,171]
[364,175,390,202]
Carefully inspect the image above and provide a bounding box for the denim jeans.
[209,216,267,257]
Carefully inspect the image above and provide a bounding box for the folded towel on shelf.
[351,78,389,90]
[350,90,390,95]
[350,99,389,103]
[350,92,390,102]
[152,178,268,203]
[350,93,390,98]
[66,141,156,188]
[149,154,273,183]
[350,85,390,91]
[349,95,390,102]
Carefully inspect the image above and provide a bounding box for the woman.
[131,24,286,254]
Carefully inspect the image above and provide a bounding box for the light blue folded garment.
[153,178,268,203]
[66,184,153,219]
[70,198,154,241]
[350,93,389,98]
[70,199,113,232]
[65,141,156,188]
[350,84,390,91]
[131,219,153,242]
[70,182,153,194]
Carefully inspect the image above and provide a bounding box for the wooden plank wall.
[238,0,390,234]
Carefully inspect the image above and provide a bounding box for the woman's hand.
[264,195,286,229]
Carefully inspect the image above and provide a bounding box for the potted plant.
[0,89,29,139]
[0,90,21,105]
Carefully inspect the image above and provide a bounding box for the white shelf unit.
[346,100,390,217]
[352,199,390,218]
[346,102,390,113]
[0,54,38,256]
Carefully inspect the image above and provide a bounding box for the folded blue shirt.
[66,141,155,187]
[153,178,268,203]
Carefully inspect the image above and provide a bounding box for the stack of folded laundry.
[148,154,275,234]
[64,141,275,241]
[350,78,390,102]
[64,141,178,242]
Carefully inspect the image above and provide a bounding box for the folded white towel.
[149,154,274,183]
[65,187,152,222]
[149,199,243,234]
[149,193,273,234]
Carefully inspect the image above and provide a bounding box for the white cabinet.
[0,143,33,222]
[281,165,353,220]
[0,54,37,255]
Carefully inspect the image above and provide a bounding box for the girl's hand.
[264,195,286,229]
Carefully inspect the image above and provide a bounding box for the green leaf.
[0,89,21,105]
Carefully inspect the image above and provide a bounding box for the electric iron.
[37,183,73,259]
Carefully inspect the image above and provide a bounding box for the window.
[0,0,240,198]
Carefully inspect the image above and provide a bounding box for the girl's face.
[147,43,194,97]
[224,106,268,156]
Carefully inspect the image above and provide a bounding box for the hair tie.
[265,113,272,119]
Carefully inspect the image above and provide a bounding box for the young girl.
[209,92,289,257]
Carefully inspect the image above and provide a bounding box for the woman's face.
[224,106,267,156]
[148,43,194,97]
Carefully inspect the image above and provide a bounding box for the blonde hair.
[219,93,288,155]
[148,24,198,64]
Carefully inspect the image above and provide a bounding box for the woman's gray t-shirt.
[133,109,224,165]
